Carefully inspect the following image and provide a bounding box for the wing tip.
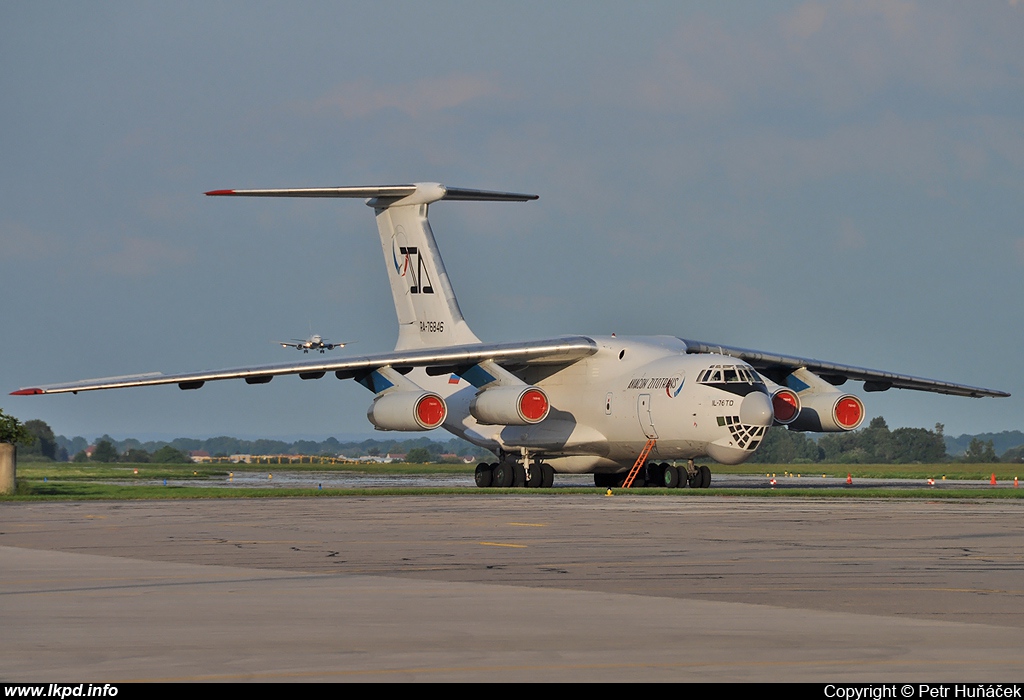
[205,189,235,196]
[11,388,43,396]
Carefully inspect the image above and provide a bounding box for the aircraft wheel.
[699,465,712,488]
[512,462,527,487]
[475,463,493,488]
[687,470,701,488]
[492,462,513,488]
[661,464,680,488]
[525,464,543,488]
[540,463,555,488]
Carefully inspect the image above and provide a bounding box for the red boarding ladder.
[622,439,657,489]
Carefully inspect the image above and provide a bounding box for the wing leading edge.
[679,338,1009,398]
[12,337,598,395]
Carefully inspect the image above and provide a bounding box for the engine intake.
[788,392,864,432]
[770,387,801,425]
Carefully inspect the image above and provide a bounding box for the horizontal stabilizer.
[205,183,538,203]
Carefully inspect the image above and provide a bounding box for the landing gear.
[682,460,712,488]
[540,463,555,488]
[596,462,708,489]
[474,462,492,488]
[525,463,543,488]
[512,462,527,488]
[658,463,680,488]
[476,453,556,488]
[491,462,514,487]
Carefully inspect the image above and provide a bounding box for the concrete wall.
[0,442,15,495]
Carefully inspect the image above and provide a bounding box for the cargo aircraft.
[13,183,1009,488]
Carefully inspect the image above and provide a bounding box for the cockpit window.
[697,364,763,385]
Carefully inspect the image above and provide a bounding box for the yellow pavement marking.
[479,542,527,548]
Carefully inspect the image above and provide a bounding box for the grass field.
[5,460,1021,501]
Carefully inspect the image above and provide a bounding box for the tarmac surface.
[3,495,1023,682]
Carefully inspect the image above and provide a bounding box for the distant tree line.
[751,417,1019,464]
[4,409,1020,465]
[943,430,1024,459]
[47,430,493,464]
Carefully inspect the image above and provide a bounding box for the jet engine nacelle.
[788,392,864,432]
[469,385,550,426]
[767,386,801,426]
[367,391,447,431]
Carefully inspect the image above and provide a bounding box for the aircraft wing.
[679,338,1009,398]
[12,337,598,395]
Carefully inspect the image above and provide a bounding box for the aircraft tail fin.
[206,183,537,350]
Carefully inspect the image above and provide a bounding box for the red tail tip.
[11,388,43,395]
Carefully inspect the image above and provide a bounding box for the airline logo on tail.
[391,228,433,294]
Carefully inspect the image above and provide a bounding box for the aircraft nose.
[740,391,773,427]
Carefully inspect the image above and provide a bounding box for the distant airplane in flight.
[279,335,348,354]
[14,182,1009,489]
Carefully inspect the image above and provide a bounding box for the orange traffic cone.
[990,473,997,485]
[1014,477,1018,489]
[846,473,852,485]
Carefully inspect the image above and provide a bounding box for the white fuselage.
[413,335,774,473]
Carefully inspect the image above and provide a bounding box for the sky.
[2,1,1022,442]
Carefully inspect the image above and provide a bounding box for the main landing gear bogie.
[476,461,555,488]
[593,461,713,489]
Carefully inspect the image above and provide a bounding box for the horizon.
[44,422,1024,447]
